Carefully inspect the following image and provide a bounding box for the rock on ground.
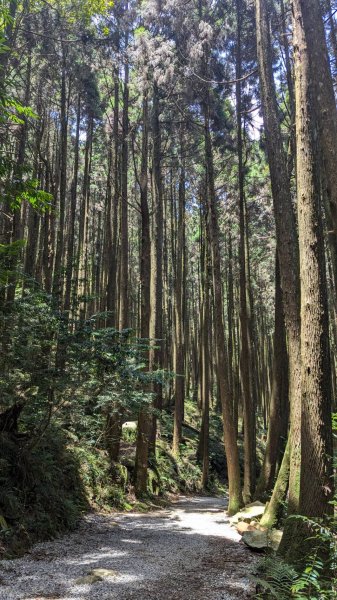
[229,502,265,525]
[242,529,283,552]
[0,496,257,600]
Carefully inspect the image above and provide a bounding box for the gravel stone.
[0,496,257,599]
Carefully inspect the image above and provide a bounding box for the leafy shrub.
[253,557,298,599]
[252,516,337,599]
[73,443,129,509]
[0,428,88,557]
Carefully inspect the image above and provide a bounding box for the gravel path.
[0,496,257,600]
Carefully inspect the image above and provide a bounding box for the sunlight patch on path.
[0,496,256,600]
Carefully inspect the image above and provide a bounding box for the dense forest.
[0,0,336,597]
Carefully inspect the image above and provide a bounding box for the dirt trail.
[0,496,257,600]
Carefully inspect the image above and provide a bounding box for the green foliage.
[0,290,153,434]
[122,425,138,444]
[11,179,53,212]
[0,428,88,557]
[2,98,38,125]
[254,415,337,598]
[43,0,114,24]
[253,557,298,599]
[0,240,26,256]
[155,440,201,494]
[253,514,337,599]
[73,444,130,510]
[151,402,227,495]
[134,25,148,38]
[0,287,156,554]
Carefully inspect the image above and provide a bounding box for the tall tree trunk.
[327,0,337,76]
[255,256,289,499]
[173,131,186,456]
[135,94,151,496]
[105,63,124,464]
[236,0,255,502]
[149,83,163,454]
[260,438,290,529]
[77,114,93,321]
[106,67,120,327]
[199,216,210,489]
[255,0,301,515]
[119,55,129,330]
[204,104,243,515]
[227,231,236,428]
[52,45,68,303]
[297,0,337,239]
[280,0,334,559]
[6,44,31,304]
[64,93,80,315]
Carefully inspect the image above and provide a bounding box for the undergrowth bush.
[0,428,88,557]
[253,515,337,599]
[73,443,130,510]
[155,441,202,493]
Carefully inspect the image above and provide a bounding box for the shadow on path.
[0,496,256,600]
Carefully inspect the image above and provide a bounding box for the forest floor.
[0,496,257,600]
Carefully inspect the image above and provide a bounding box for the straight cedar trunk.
[119,55,129,331]
[255,0,301,514]
[106,67,120,327]
[297,0,337,313]
[236,0,255,503]
[244,201,259,438]
[103,137,113,314]
[42,168,53,292]
[7,49,32,303]
[226,231,233,405]
[280,0,295,173]
[227,232,238,432]
[172,133,186,456]
[296,0,337,239]
[77,115,93,321]
[64,93,81,315]
[260,437,290,529]
[280,1,334,559]
[327,0,337,75]
[52,45,68,303]
[198,215,210,489]
[255,257,289,499]
[204,105,242,515]
[135,94,151,496]
[292,0,333,517]
[24,74,44,283]
[105,66,123,465]
[149,83,163,454]
[7,43,32,303]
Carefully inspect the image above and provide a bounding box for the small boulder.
[91,568,119,578]
[236,521,250,534]
[242,529,283,552]
[75,568,119,585]
[230,501,266,525]
[75,574,103,585]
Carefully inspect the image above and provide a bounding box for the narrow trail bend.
[0,496,257,600]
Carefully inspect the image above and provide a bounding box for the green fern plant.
[252,513,337,599]
[252,557,297,599]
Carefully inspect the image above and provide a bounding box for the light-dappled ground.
[0,496,257,600]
